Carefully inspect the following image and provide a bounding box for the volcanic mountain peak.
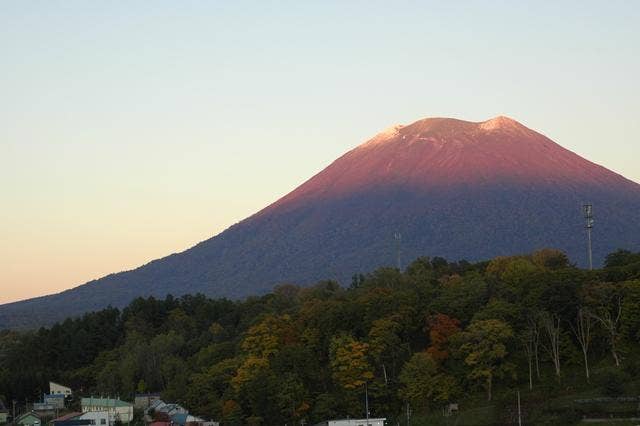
[271,115,639,211]
[360,115,531,150]
[479,115,522,131]
[364,124,405,146]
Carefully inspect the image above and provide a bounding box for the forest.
[1,248,640,425]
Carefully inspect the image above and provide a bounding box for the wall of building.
[82,405,133,424]
[49,383,72,396]
[79,411,109,426]
[44,395,65,409]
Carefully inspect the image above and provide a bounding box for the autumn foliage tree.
[426,313,461,362]
[330,335,374,390]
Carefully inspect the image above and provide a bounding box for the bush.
[529,407,582,425]
[597,367,626,397]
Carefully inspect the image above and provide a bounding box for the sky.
[1,1,639,304]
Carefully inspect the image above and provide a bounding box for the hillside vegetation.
[2,249,640,425]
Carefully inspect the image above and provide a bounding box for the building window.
[101,420,106,425]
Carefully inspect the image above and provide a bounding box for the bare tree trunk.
[612,344,621,366]
[590,295,623,367]
[527,315,541,380]
[382,363,388,385]
[540,311,562,379]
[528,350,533,390]
[522,336,534,390]
[570,308,592,381]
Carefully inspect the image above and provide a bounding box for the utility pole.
[365,382,369,425]
[12,400,16,426]
[394,232,402,270]
[583,204,594,270]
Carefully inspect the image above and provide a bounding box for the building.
[133,394,161,411]
[16,412,41,426]
[49,383,72,397]
[81,398,133,425]
[78,411,109,426]
[146,400,217,426]
[170,413,206,426]
[169,414,218,426]
[314,419,386,426]
[31,403,55,418]
[0,400,8,424]
[51,412,110,426]
[51,420,91,426]
[51,412,83,426]
[44,394,66,409]
[148,401,187,417]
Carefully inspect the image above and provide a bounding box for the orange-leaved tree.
[426,313,461,362]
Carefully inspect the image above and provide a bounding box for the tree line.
[1,249,640,425]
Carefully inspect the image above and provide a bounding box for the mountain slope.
[2,116,640,329]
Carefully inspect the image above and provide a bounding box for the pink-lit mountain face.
[2,116,640,329]
[266,116,637,214]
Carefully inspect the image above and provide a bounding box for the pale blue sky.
[1,1,639,303]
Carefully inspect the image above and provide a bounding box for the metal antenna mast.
[394,232,402,270]
[583,204,594,270]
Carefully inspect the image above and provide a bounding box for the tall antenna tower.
[583,203,594,270]
[394,232,402,270]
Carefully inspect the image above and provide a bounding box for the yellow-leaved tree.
[330,335,374,390]
[232,314,296,388]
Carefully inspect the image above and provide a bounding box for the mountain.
[2,116,640,329]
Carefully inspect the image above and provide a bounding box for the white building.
[79,411,110,426]
[81,398,133,425]
[49,382,72,397]
[314,419,386,426]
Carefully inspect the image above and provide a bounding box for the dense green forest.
[2,249,640,425]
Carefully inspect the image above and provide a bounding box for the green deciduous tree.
[398,352,457,413]
[455,319,515,401]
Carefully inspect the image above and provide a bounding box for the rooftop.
[81,398,132,408]
[52,412,82,422]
